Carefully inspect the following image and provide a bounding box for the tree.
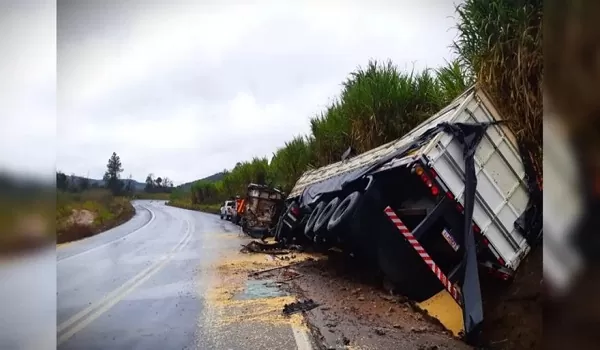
[56,171,68,191]
[103,152,124,195]
[124,174,134,193]
[145,173,155,192]
[79,177,90,191]
[156,177,163,188]
[69,173,79,192]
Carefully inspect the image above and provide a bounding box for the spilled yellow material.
[417,290,464,337]
[204,248,325,332]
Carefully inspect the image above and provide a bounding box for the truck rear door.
[422,90,531,271]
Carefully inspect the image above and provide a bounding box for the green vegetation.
[132,192,171,200]
[57,152,135,244]
[103,152,125,195]
[170,0,542,215]
[165,199,220,215]
[454,0,542,174]
[56,189,134,244]
[144,173,174,193]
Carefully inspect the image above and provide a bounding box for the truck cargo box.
[287,87,535,272]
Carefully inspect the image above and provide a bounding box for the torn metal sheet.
[282,299,319,316]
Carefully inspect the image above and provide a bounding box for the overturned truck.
[273,87,542,343]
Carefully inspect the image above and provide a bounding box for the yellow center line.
[57,220,192,345]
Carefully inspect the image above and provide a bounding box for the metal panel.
[424,91,531,269]
[287,89,472,199]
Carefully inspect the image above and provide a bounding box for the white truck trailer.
[273,86,543,343]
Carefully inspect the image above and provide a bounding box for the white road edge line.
[57,223,193,345]
[292,326,313,350]
[58,204,156,263]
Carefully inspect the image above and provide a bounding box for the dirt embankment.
[239,241,541,349]
[212,237,541,349]
[479,247,542,349]
[285,248,542,350]
[279,254,469,350]
[56,194,135,244]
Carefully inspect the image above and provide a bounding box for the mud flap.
[384,207,466,338]
[417,290,464,337]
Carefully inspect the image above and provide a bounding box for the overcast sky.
[57,0,460,185]
[0,1,55,181]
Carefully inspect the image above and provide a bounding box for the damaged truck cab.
[273,87,542,342]
[240,183,285,238]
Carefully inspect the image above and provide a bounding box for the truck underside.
[277,162,468,299]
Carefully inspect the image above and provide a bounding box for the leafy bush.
[453,0,542,174]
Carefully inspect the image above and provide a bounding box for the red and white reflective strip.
[384,206,462,305]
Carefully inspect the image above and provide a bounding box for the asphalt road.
[57,200,313,350]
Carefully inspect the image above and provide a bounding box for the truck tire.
[327,191,361,231]
[376,223,443,302]
[275,204,293,242]
[304,201,325,236]
[313,197,341,233]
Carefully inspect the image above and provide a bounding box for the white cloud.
[57,0,459,183]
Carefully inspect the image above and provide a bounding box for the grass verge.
[131,192,171,200]
[166,199,220,215]
[56,189,135,244]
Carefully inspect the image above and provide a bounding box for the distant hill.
[177,172,225,191]
[67,175,146,191]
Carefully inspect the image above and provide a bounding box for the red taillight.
[473,224,480,234]
[290,206,300,216]
[446,192,454,200]
[415,165,440,197]
[456,202,464,212]
[497,257,506,266]
[482,237,489,246]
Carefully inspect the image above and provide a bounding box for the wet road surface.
[57,200,313,350]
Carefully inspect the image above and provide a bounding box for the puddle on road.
[233,279,288,300]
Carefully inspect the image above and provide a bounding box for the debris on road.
[374,327,386,336]
[240,240,289,255]
[281,255,471,350]
[282,299,319,316]
[248,264,295,277]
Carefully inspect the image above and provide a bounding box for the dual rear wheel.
[300,176,442,302]
[304,191,362,239]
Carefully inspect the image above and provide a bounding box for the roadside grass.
[56,189,135,244]
[166,199,221,215]
[0,187,54,254]
[132,192,171,200]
